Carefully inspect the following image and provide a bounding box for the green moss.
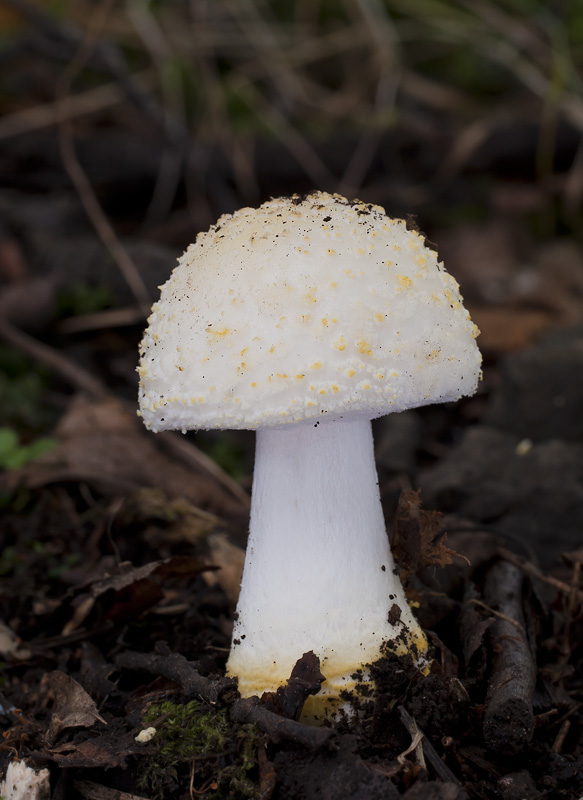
[0,427,56,470]
[138,700,260,799]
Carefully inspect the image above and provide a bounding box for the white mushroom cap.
[138,191,481,431]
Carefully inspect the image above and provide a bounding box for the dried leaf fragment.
[392,490,465,578]
[45,671,106,744]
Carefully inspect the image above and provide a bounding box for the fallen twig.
[0,70,155,142]
[0,317,107,398]
[58,307,146,334]
[115,648,234,707]
[159,432,250,509]
[0,0,171,130]
[482,559,536,753]
[54,0,152,317]
[498,547,583,602]
[398,706,462,785]
[229,695,333,749]
[552,719,571,754]
[115,647,334,751]
[396,706,425,768]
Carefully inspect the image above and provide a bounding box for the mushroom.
[137,191,481,714]
[0,759,50,800]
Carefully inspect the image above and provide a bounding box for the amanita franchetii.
[137,191,481,713]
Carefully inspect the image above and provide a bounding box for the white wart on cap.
[138,192,480,432]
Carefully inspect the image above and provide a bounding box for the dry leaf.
[204,533,245,607]
[45,671,106,744]
[48,734,141,769]
[391,490,465,578]
[62,556,215,635]
[1,395,247,526]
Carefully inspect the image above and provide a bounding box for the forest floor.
[1,2,583,798]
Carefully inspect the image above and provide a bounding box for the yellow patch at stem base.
[229,626,429,725]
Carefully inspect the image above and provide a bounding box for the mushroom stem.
[227,417,426,704]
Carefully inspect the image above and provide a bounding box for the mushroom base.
[232,623,429,723]
[227,417,427,714]
[301,630,429,722]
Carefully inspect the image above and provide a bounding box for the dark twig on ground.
[498,547,583,602]
[115,647,334,751]
[398,705,462,785]
[482,559,536,753]
[115,646,235,706]
[229,696,333,749]
[0,317,108,398]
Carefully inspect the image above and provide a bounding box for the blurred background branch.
[0,0,580,218]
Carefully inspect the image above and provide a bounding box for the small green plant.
[0,539,81,582]
[0,546,19,576]
[57,281,116,317]
[138,699,260,799]
[0,427,56,470]
[195,432,249,480]
[0,345,55,433]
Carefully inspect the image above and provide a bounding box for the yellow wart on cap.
[357,338,373,356]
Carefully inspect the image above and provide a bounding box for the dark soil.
[1,326,582,799]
